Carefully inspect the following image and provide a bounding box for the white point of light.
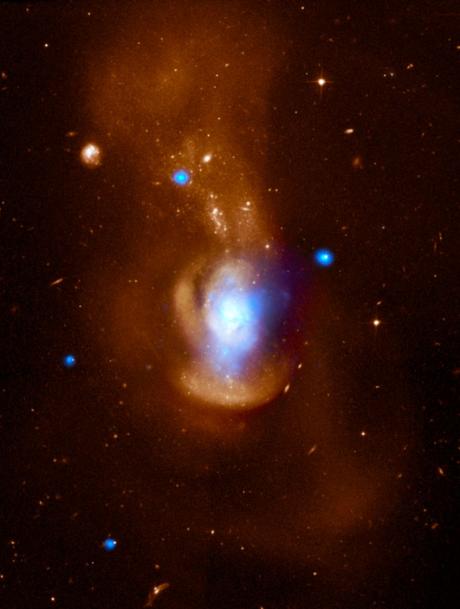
[373,319,381,327]
[202,153,212,163]
[317,77,326,87]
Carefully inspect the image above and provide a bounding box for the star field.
[1,2,457,609]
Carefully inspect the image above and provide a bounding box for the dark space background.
[0,2,458,608]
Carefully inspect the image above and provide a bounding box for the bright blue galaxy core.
[102,538,117,551]
[63,354,76,368]
[314,248,335,267]
[206,270,265,374]
[172,169,190,186]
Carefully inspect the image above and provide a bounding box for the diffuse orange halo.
[85,2,309,415]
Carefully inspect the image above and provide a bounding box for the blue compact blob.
[172,169,190,186]
[102,538,117,552]
[63,354,76,368]
[314,248,335,267]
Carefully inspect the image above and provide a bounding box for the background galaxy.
[1,2,458,608]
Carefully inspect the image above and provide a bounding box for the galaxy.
[1,2,457,609]
[174,253,301,408]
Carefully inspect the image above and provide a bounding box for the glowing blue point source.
[63,354,76,368]
[172,168,190,186]
[103,538,117,552]
[314,248,335,267]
